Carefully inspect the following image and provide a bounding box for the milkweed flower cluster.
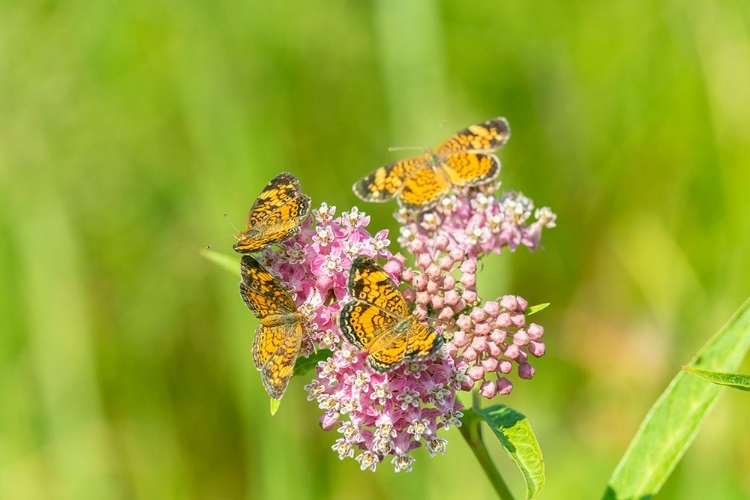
[252,176,555,471]
[396,184,556,398]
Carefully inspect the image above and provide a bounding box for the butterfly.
[339,255,443,372]
[353,117,510,211]
[239,255,304,400]
[233,172,311,253]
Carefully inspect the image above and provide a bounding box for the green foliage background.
[2,1,749,498]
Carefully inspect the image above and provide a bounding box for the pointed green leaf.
[479,405,545,499]
[605,297,750,499]
[682,366,750,391]
[293,349,333,377]
[526,303,549,315]
[269,398,281,416]
[200,248,239,276]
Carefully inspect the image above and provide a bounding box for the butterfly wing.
[441,152,500,187]
[352,157,425,203]
[367,318,442,372]
[252,321,303,400]
[346,255,408,316]
[398,165,451,211]
[239,256,297,317]
[436,117,510,154]
[233,172,311,253]
[239,255,303,400]
[340,255,405,349]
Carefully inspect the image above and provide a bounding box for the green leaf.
[604,297,750,500]
[526,303,549,315]
[269,398,281,416]
[200,248,239,276]
[293,349,333,377]
[682,366,750,392]
[479,405,545,500]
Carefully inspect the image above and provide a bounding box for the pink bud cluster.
[395,184,554,398]
[450,296,546,398]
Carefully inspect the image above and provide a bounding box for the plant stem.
[459,392,515,500]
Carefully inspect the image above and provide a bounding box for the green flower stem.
[459,392,515,500]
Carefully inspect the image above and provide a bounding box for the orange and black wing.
[352,157,425,204]
[233,172,311,253]
[239,255,297,318]
[367,318,443,372]
[398,165,451,210]
[252,320,303,400]
[436,117,510,154]
[239,255,303,400]
[441,152,500,187]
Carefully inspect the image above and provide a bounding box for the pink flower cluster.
[254,179,556,472]
[396,185,557,258]
[258,203,393,352]
[256,204,464,472]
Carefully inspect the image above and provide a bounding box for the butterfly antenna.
[205,213,242,249]
[224,213,241,233]
[425,118,448,147]
[387,145,424,152]
[205,235,232,250]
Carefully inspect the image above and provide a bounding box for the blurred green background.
[2,0,749,498]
